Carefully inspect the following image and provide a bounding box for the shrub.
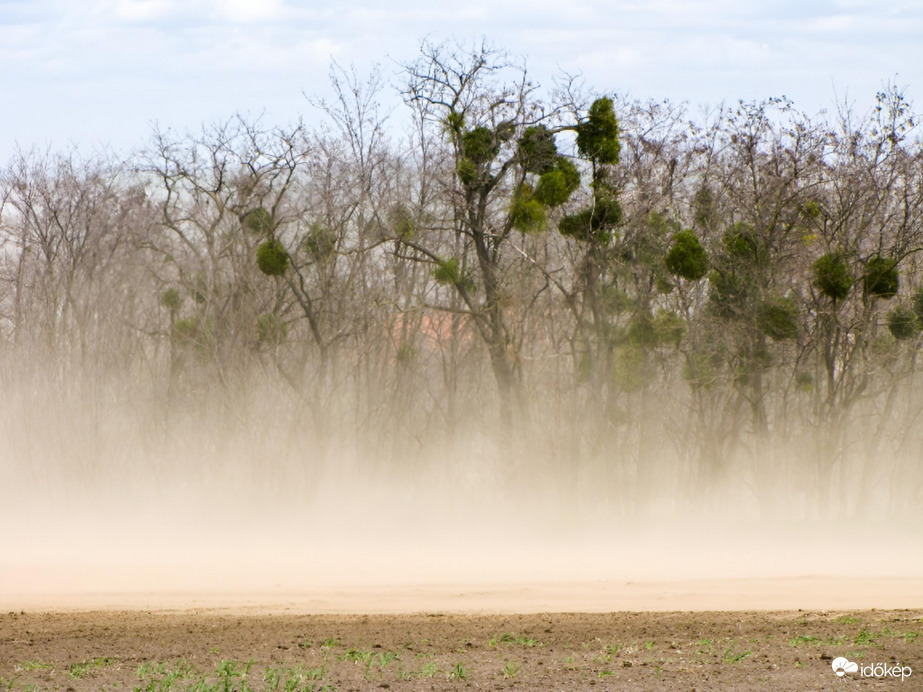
[800,200,822,218]
[455,157,478,185]
[913,287,923,322]
[533,158,580,207]
[390,204,414,240]
[554,156,581,192]
[257,239,289,276]
[627,314,656,347]
[462,126,499,164]
[864,256,898,299]
[612,345,648,392]
[665,230,709,281]
[174,316,199,344]
[443,109,465,133]
[518,125,557,174]
[812,253,853,301]
[723,223,764,262]
[433,256,461,285]
[159,287,181,311]
[558,196,622,245]
[693,185,714,228]
[757,297,799,341]
[887,306,920,340]
[433,257,476,293]
[756,298,798,341]
[174,316,212,351]
[653,309,686,347]
[707,270,750,318]
[683,351,720,390]
[577,97,620,164]
[795,370,813,393]
[256,313,287,344]
[302,223,336,261]
[510,185,547,232]
[495,119,516,142]
[242,207,274,235]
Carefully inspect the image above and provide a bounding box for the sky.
[1,0,921,162]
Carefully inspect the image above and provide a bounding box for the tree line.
[2,41,922,514]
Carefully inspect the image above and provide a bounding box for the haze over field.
[1,4,923,612]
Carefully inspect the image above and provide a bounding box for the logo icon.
[831,656,912,681]
[832,657,858,677]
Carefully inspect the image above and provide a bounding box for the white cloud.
[1,0,923,161]
[212,0,284,23]
[108,0,176,22]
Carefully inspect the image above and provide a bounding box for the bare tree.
[141,116,306,394]
[397,40,588,424]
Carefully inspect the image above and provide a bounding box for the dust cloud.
[3,56,923,616]
[2,365,921,614]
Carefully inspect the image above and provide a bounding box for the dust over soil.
[2,509,922,691]
[1,608,920,691]
[3,495,923,691]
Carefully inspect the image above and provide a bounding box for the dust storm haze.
[2,45,923,612]
[1,354,922,610]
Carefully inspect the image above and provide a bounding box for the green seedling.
[340,648,374,665]
[419,662,439,678]
[489,632,541,647]
[489,633,516,647]
[502,662,521,679]
[136,660,197,691]
[604,643,622,658]
[214,659,255,692]
[448,662,467,680]
[264,663,324,691]
[855,628,876,646]
[724,648,751,664]
[69,657,116,679]
[376,651,400,667]
[19,662,52,672]
[361,651,400,679]
[789,635,819,646]
[263,665,287,690]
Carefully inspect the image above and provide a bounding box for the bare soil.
[1,607,920,691]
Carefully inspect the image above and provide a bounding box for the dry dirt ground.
[1,608,920,691]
